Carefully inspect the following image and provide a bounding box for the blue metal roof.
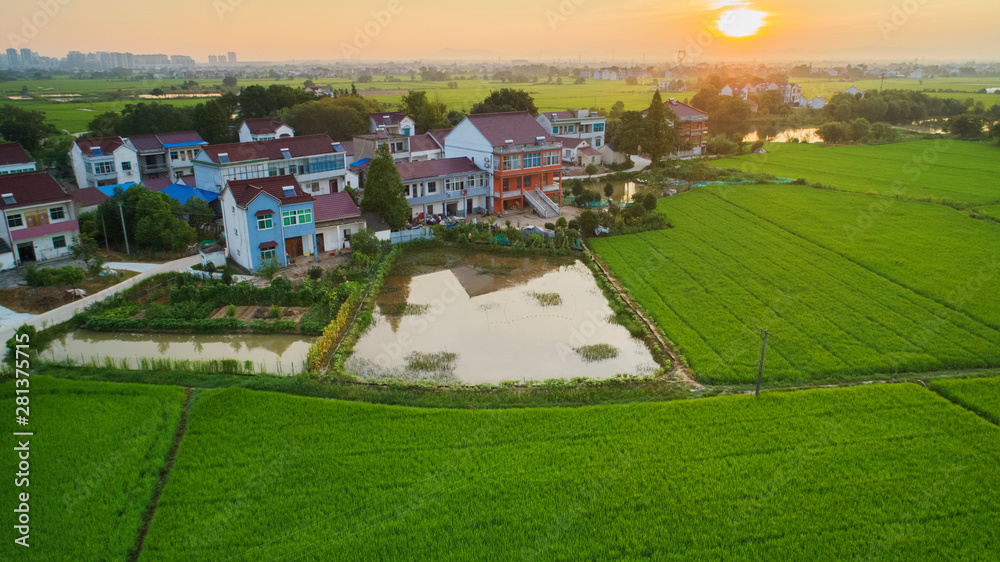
[351,158,371,166]
[95,182,139,197]
[160,183,219,203]
[161,141,208,149]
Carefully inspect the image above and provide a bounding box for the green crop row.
[929,376,1000,425]
[131,382,999,560]
[0,377,185,561]
[590,186,1000,383]
[85,316,300,334]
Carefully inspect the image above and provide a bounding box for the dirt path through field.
[586,246,700,388]
[128,387,194,562]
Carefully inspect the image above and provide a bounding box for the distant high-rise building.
[227,51,237,64]
[208,55,218,64]
[66,51,86,68]
[218,54,227,64]
[20,48,32,67]
[6,48,18,69]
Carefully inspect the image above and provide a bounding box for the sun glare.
[715,7,768,38]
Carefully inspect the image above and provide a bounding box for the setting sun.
[715,7,768,38]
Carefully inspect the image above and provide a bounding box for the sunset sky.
[4,0,998,63]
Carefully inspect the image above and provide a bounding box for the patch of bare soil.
[0,271,138,314]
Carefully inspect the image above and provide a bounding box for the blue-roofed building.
[219,175,316,272]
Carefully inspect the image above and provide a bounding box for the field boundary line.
[926,385,1000,427]
[585,243,698,387]
[128,387,194,562]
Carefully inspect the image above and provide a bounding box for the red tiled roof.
[74,136,126,155]
[427,128,452,147]
[0,171,71,210]
[155,131,206,145]
[177,174,195,186]
[579,146,601,157]
[408,133,442,153]
[225,175,313,207]
[259,240,278,250]
[127,135,165,152]
[11,219,79,241]
[464,112,556,147]
[369,112,410,126]
[313,192,361,222]
[144,178,173,191]
[72,187,109,208]
[201,134,343,164]
[338,140,354,157]
[0,142,34,166]
[395,157,481,181]
[641,100,708,120]
[554,136,587,149]
[243,117,290,135]
[542,111,575,120]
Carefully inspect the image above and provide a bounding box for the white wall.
[219,188,252,271]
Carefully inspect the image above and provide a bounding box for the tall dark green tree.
[0,105,57,152]
[360,144,410,230]
[192,93,238,144]
[471,88,538,115]
[281,95,379,142]
[613,111,646,159]
[86,112,123,137]
[118,102,194,136]
[400,90,450,132]
[644,91,680,167]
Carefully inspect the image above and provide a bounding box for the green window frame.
[257,214,273,230]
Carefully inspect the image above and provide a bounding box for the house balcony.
[493,189,523,199]
[10,219,79,242]
[86,170,118,183]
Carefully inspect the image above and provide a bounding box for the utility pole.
[118,203,130,255]
[100,212,110,253]
[755,328,770,397]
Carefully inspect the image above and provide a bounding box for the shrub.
[568,219,580,231]
[544,222,556,230]
[226,304,237,318]
[307,266,323,280]
[268,304,283,319]
[555,216,568,228]
[579,210,600,234]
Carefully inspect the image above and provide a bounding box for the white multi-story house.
[352,131,411,163]
[0,171,79,269]
[238,118,295,143]
[0,143,36,175]
[125,131,207,182]
[192,134,349,196]
[70,137,140,188]
[444,112,563,216]
[536,109,606,148]
[368,112,416,136]
[396,158,489,219]
[408,133,445,161]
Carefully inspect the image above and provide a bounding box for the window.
[344,228,352,241]
[502,178,510,191]
[544,151,560,166]
[594,138,602,147]
[94,161,114,175]
[122,161,132,171]
[523,153,541,168]
[552,127,558,134]
[25,210,48,227]
[170,151,179,160]
[502,155,521,171]
[49,207,65,221]
[445,177,465,192]
[426,181,437,194]
[467,175,479,188]
[402,127,411,135]
[282,208,312,226]
[567,125,575,133]
[261,248,276,260]
[7,214,22,228]
[594,123,605,132]
[257,214,273,230]
[52,235,66,249]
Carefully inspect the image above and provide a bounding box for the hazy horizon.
[3,0,999,64]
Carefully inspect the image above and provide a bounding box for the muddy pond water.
[347,250,659,384]
[41,331,314,374]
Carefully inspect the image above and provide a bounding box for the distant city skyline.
[3,0,999,64]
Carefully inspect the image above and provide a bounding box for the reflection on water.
[350,252,659,384]
[41,331,314,374]
[590,180,652,203]
[895,119,946,134]
[744,128,819,143]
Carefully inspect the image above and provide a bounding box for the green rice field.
[0,377,185,561]
[590,185,1000,383]
[711,140,1000,206]
[796,76,1000,106]
[930,377,1000,425]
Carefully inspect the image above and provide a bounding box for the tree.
[578,209,600,234]
[709,96,753,140]
[69,234,104,276]
[949,114,988,139]
[86,112,123,137]
[690,86,723,115]
[609,101,625,120]
[706,135,737,155]
[585,163,598,177]
[360,144,410,230]
[281,95,379,142]
[222,76,238,88]
[118,102,193,136]
[151,87,165,96]
[179,197,214,229]
[192,93,238,144]
[471,88,538,115]
[400,90,450,132]
[447,110,466,126]
[865,122,899,144]
[643,193,658,212]
[604,183,614,198]
[0,105,57,152]
[56,265,85,290]
[644,91,680,166]
[238,84,313,119]
[133,191,197,252]
[613,111,645,158]
[848,118,871,142]
[817,122,852,144]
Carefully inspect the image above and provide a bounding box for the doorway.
[315,233,325,253]
[285,236,303,257]
[17,243,35,263]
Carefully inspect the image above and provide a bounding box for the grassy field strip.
[133,383,1000,559]
[591,188,1000,382]
[684,192,999,360]
[0,377,185,561]
[708,186,1000,329]
[929,377,1000,425]
[711,141,1000,205]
